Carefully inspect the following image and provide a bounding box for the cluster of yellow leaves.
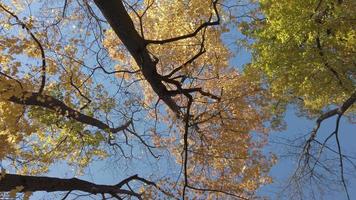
[14,107,108,174]
[0,27,37,164]
[0,1,110,176]
[189,73,273,196]
[0,101,35,160]
[245,0,355,114]
[143,1,229,76]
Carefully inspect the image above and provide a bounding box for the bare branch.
[182,95,193,199]
[304,90,356,155]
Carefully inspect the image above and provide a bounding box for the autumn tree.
[0,0,276,199]
[241,0,355,199]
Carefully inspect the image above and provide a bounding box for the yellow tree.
[0,0,274,199]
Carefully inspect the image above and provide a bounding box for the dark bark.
[316,90,356,124]
[0,173,137,197]
[93,0,181,115]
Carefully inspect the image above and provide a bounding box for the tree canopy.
[242,0,355,199]
[244,0,355,114]
[0,0,354,199]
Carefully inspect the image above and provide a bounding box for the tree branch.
[93,0,222,117]
[8,91,131,133]
[93,0,181,115]
[144,0,220,45]
[305,90,355,149]
[0,173,140,199]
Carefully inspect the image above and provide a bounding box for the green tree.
[242,0,355,199]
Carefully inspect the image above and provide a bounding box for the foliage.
[241,0,356,199]
[0,0,275,199]
[243,0,355,116]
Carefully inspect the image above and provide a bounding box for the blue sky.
[2,1,354,199]
[260,109,356,200]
